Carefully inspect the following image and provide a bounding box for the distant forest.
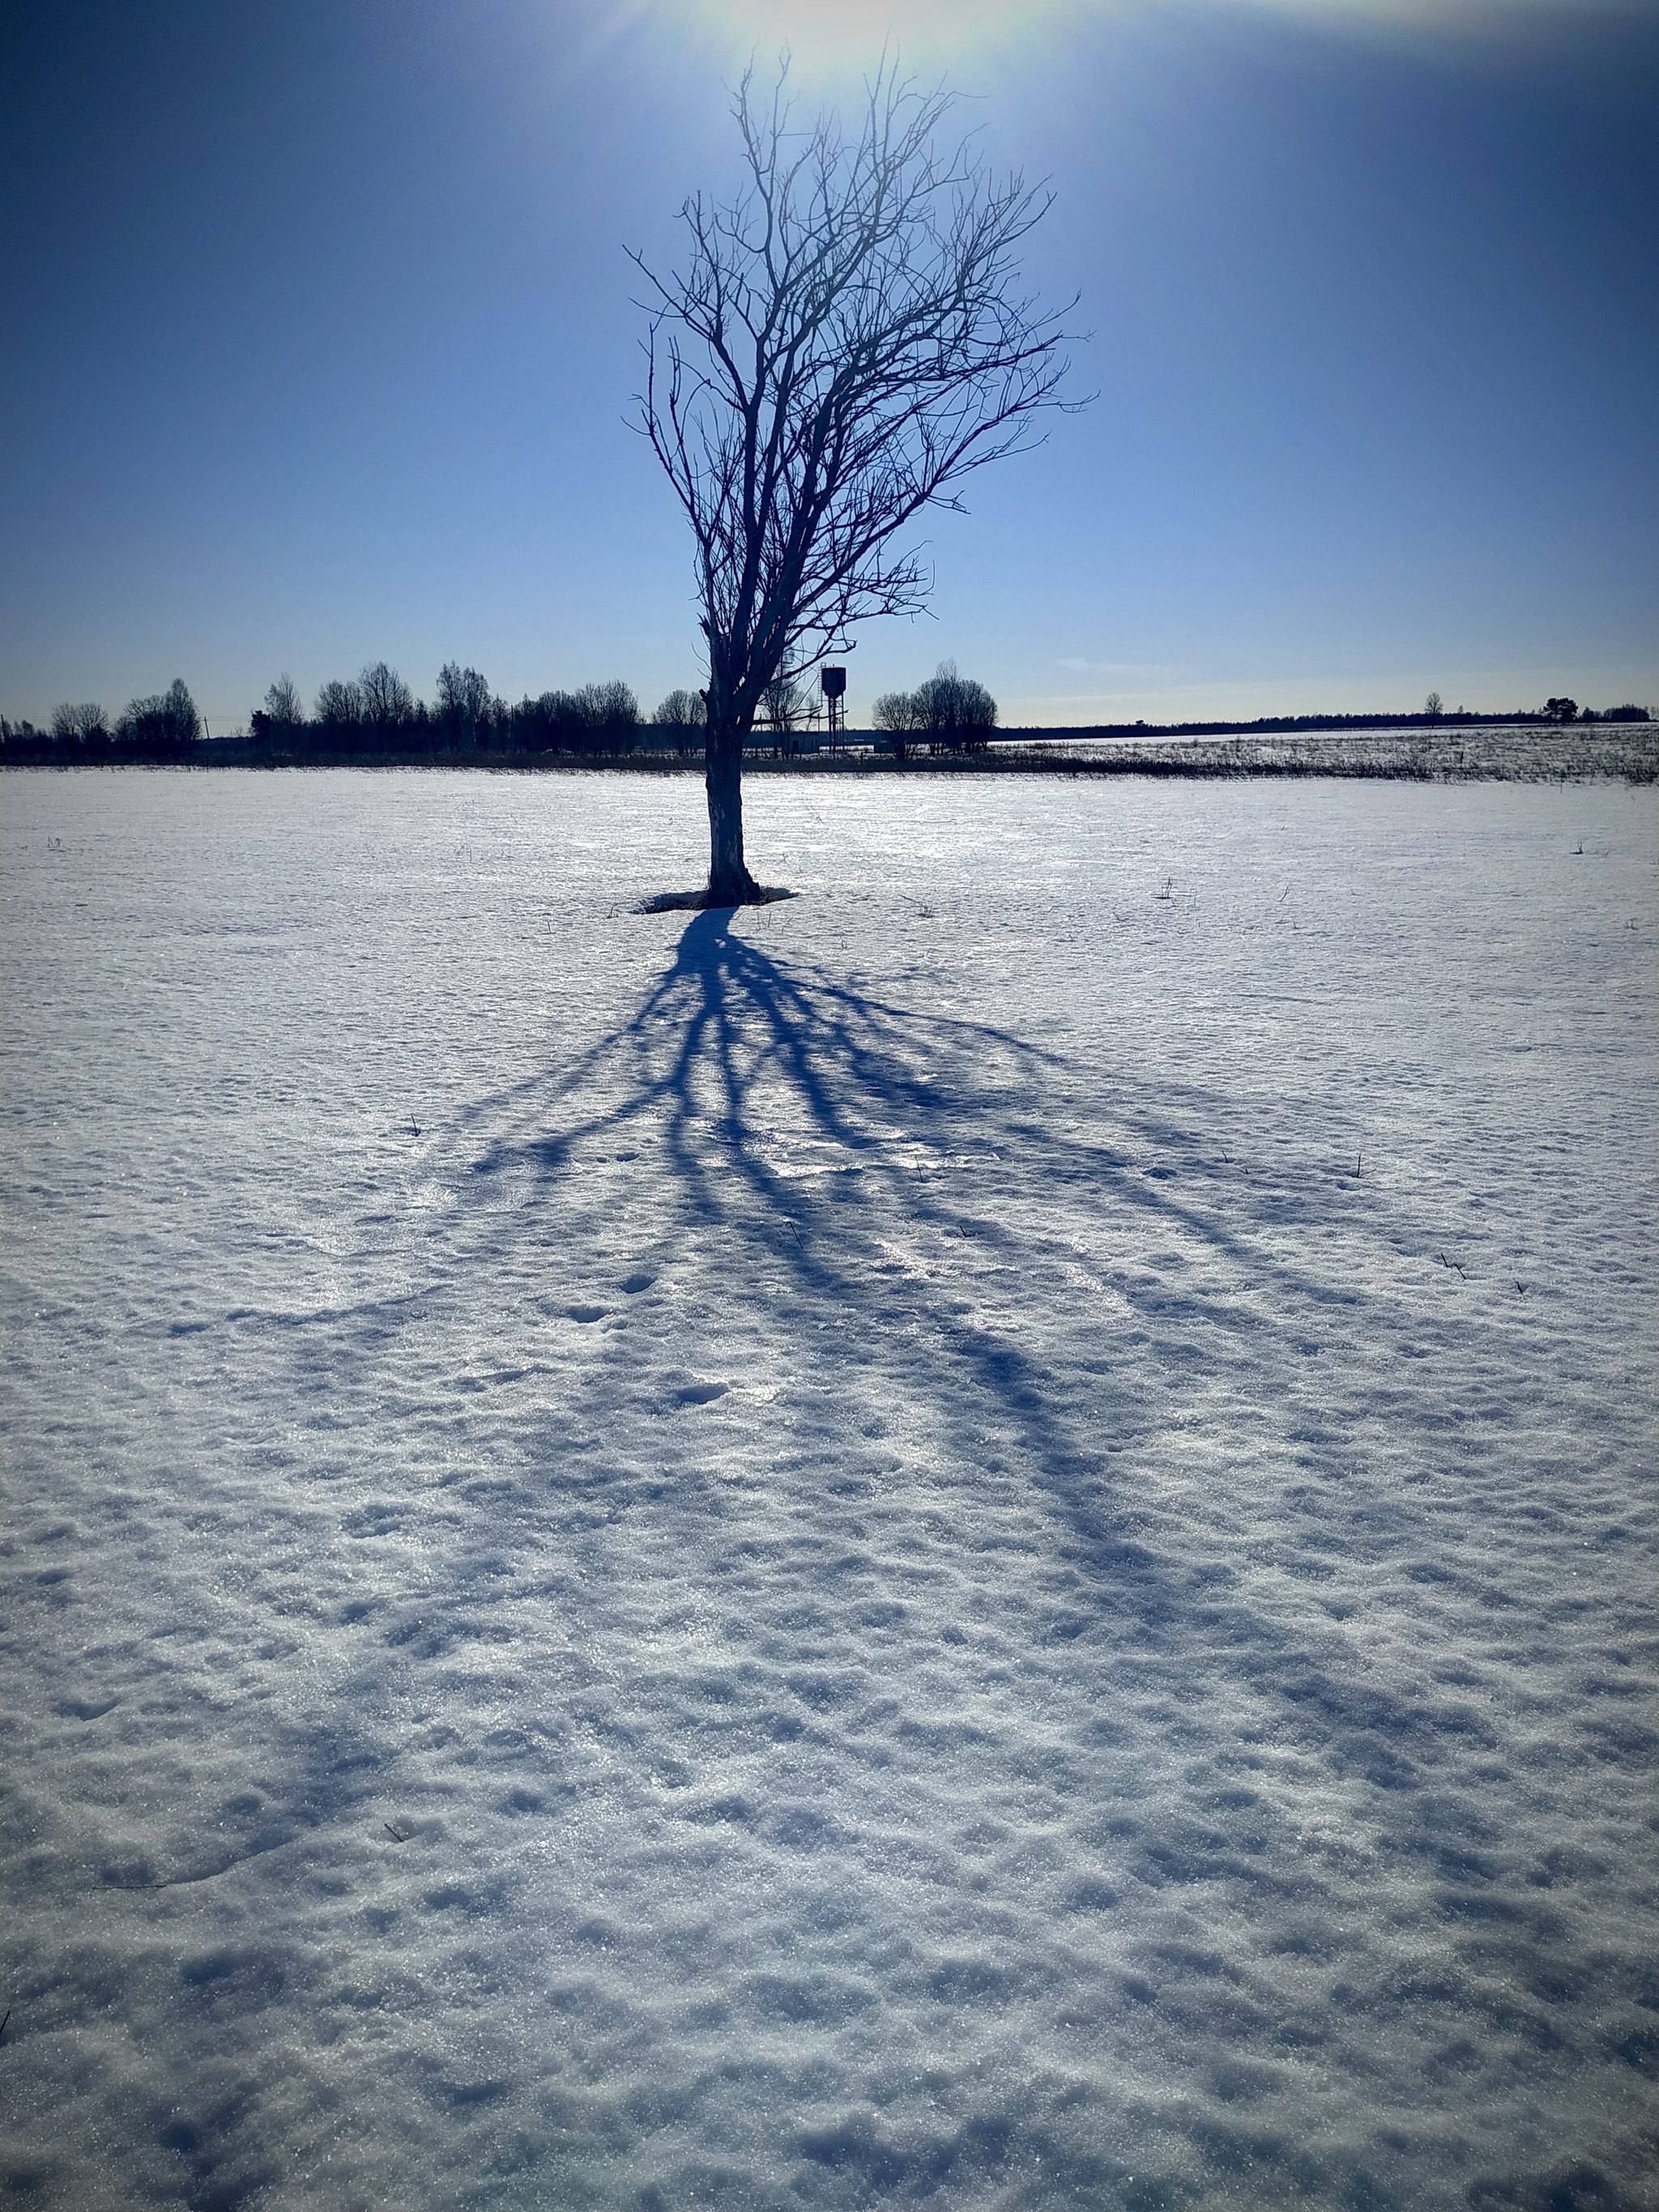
[1,665,1650,768]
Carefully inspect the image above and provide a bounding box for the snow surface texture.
[2,770,1655,2212]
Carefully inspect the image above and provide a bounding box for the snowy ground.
[2,768,1655,2212]
[959,724,1657,781]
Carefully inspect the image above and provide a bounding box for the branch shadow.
[434,906,1470,1801]
[34,906,1623,2210]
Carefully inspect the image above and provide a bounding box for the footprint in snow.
[621,1272,655,1294]
[673,1381,729,1406]
[566,1304,609,1324]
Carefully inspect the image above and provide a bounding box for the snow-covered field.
[983,724,1657,782]
[2,768,1654,2212]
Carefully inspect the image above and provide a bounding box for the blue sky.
[2,0,1653,730]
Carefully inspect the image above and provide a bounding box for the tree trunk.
[705,723,759,904]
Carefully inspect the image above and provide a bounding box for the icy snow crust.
[2,769,1654,2212]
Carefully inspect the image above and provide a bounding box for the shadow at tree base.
[637,884,797,912]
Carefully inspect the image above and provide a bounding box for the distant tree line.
[1537,697,1647,725]
[253,663,658,760]
[0,680,202,764]
[2,671,1649,767]
[0,665,719,766]
[1045,701,1652,740]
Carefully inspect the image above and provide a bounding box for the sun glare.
[672,0,1086,68]
[666,0,1593,71]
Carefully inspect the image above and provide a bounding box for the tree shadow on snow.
[124,904,1628,2210]
[439,906,1482,1839]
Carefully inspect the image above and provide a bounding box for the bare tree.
[759,658,812,743]
[652,687,708,731]
[437,663,492,742]
[634,58,1076,901]
[652,688,709,755]
[913,658,997,750]
[872,686,923,764]
[117,680,199,754]
[569,680,640,753]
[873,661,996,757]
[359,661,415,727]
[314,679,364,727]
[263,675,305,727]
[51,702,110,743]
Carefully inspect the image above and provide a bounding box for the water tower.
[821,664,847,745]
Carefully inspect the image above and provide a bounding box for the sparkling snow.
[2,768,1655,2211]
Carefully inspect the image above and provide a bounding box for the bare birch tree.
[633,58,1076,902]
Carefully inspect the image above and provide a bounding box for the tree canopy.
[634,57,1076,900]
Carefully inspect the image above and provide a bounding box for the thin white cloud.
[1057,657,1186,677]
